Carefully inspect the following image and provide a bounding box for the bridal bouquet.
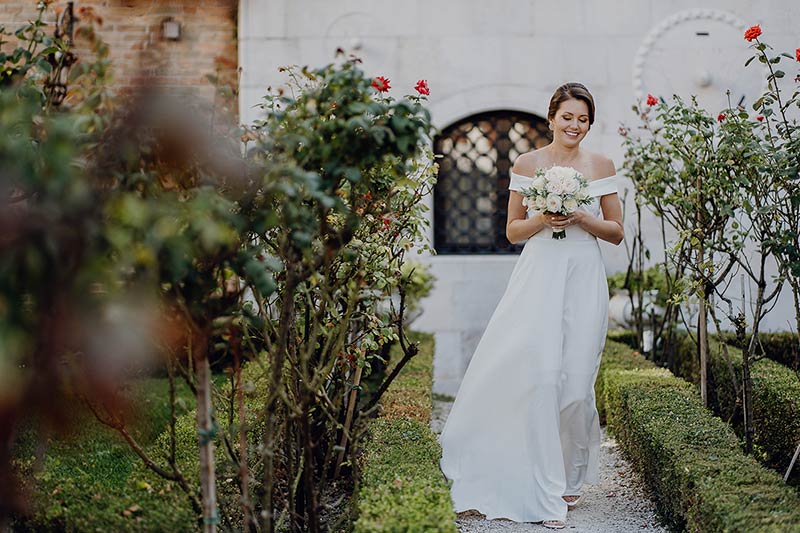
[520,166,591,239]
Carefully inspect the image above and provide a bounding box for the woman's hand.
[542,211,584,232]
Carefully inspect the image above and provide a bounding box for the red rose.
[796,48,800,62]
[646,94,658,106]
[414,79,430,95]
[744,25,762,42]
[717,113,726,122]
[756,115,764,122]
[371,76,391,92]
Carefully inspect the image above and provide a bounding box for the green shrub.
[13,378,198,532]
[379,332,435,423]
[598,339,800,532]
[674,335,800,484]
[14,367,268,532]
[605,329,639,350]
[596,340,658,423]
[709,341,800,483]
[354,332,456,533]
[717,331,800,371]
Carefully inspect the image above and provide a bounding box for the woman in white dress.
[439,83,624,530]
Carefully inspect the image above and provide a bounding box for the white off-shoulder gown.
[439,171,619,523]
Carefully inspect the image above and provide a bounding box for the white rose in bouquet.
[546,179,565,195]
[561,175,580,194]
[563,197,579,212]
[546,194,563,212]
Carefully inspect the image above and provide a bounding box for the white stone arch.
[428,84,551,131]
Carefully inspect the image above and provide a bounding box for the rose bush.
[2,5,436,531]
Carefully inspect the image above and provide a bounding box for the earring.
[548,123,554,131]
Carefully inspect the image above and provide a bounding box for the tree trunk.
[300,403,320,533]
[696,179,708,406]
[743,279,766,454]
[791,281,800,371]
[234,352,253,531]
[194,327,218,533]
[263,267,299,533]
[698,298,709,406]
[742,339,754,454]
[334,364,363,479]
[697,241,708,406]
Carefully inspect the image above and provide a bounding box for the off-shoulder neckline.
[509,171,618,184]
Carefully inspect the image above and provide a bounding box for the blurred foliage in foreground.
[1,4,437,532]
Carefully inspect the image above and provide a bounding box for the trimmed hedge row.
[675,335,800,484]
[597,340,800,532]
[605,328,639,350]
[354,332,456,532]
[714,341,800,483]
[717,331,800,370]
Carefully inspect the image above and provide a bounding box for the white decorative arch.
[632,8,748,101]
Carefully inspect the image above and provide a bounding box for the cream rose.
[546,178,565,195]
[546,194,563,212]
[563,198,579,212]
[561,175,580,194]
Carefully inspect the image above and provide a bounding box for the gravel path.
[431,397,669,533]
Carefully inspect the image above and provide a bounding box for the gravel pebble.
[431,398,669,533]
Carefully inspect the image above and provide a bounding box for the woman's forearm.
[506,212,546,244]
[578,215,624,245]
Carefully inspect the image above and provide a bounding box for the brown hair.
[547,82,595,125]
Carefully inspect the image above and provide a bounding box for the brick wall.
[0,1,238,104]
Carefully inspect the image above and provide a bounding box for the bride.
[438,82,624,530]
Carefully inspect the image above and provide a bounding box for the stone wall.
[239,0,799,395]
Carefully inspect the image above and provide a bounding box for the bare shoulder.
[511,149,547,177]
[586,151,616,180]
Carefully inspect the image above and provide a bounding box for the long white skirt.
[439,234,609,523]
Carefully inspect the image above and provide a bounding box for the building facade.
[4,1,797,395]
[238,0,798,395]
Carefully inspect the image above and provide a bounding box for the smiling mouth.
[565,131,580,137]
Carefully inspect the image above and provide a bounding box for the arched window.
[433,110,551,254]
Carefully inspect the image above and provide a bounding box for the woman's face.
[550,98,590,147]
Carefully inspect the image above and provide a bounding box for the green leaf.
[344,167,361,183]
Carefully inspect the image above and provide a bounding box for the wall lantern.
[161,17,181,41]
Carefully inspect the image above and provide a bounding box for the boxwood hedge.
[597,340,800,532]
[674,335,800,484]
[354,332,456,532]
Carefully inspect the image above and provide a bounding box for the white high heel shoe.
[563,494,582,509]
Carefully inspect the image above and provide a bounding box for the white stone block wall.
[239,0,800,394]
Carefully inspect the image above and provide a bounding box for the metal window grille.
[433,110,551,254]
